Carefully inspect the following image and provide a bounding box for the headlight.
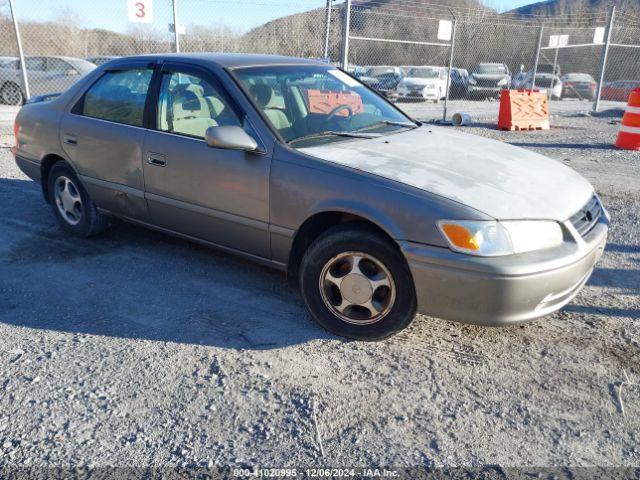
[497,78,508,86]
[437,220,563,256]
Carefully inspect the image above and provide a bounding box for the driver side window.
[156,71,241,139]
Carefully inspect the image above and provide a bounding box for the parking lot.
[0,103,639,473]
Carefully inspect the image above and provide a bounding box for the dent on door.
[59,113,150,220]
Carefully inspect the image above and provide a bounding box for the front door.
[142,63,271,258]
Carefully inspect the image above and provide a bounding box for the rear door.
[59,62,155,220]
[141,62,271,258]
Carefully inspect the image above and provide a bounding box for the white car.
[524,73,563,100]
[397,66,448,102]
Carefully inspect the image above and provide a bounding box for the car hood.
[471,73,509,81]
[402,77,439,87]
[299,126,593,221]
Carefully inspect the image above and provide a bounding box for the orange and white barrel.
[616,88,640,151]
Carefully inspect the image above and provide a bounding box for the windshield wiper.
[355,120,418,132]
[288,130,381,144]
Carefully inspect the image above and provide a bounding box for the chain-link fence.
[343,1,640,121]
[0,0,638,122]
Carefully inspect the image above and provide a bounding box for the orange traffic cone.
[616,88,640,151]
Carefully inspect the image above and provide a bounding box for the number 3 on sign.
[128,0,153,23]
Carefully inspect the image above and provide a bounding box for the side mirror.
[205,125,258,152]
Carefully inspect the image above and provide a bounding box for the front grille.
[569,196,602,237]
[475,78,500,88]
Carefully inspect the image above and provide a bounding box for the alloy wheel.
[54,176,83,226]
[319,251,396,325]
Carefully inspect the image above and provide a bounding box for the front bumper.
[467,85,505,96]
[563,88,595,98]
[398,88,439,100]
[377,90,399,100]
[402,216,608,326]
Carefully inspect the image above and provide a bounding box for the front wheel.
[300,224,417,341]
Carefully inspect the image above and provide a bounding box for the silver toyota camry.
[12,54,609,340]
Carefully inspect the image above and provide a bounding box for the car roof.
[109,53,324,69]
[403,65,444,69]
[27,55,84,61]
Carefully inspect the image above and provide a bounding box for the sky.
[8,0,538,34]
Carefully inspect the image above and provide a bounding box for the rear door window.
[81,68,153,127]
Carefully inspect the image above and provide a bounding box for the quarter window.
[25,57,45,71]
[46,58,75,74]
[82,68,153,127]
[156,71,241,139]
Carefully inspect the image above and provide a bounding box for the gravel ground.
[0,105,639,477]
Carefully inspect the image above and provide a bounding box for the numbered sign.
[128,0,153,23]
[593,27,605,44]
[549,34,569,48]
[437,20,452,41]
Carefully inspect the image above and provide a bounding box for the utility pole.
[593,5,615,112]
[442,14,457,123]
[8,0,30,101]
[341,0,352,70]
[323,0,332,60]
[172,0,180,53]
[531,24,544,89]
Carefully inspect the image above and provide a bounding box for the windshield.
[475,64,507,75]
[366,67,396,77]
[233,65,415,147]
[564,74,593,82]
[407,68,439,79]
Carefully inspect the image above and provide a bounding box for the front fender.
[270,143,491,265]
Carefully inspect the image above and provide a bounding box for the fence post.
[593,5,615,112]
[172,0,180,53]
[340,0,352,70]
[8,0,30,101]
[323,0,332,60]
[550,45,560,92]
[531,24,544,89]
[442,17,457,123]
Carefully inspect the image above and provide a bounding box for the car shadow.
[0,178,334,350]
[606,242,640,254]
[508,142,614,150]
[587,266,640,295]
[564,304,638,319]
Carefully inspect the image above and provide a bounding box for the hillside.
[510,0,640,16]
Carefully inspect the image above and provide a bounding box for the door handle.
[147,153,166,167]
[63,134,77,145]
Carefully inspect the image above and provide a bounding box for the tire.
[0,82,24,106]
[300,223,417,341]
[47,161,108,237]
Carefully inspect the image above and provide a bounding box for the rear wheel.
[0,82,23,106]
[300,224,417,341]
[47,161,108,237]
